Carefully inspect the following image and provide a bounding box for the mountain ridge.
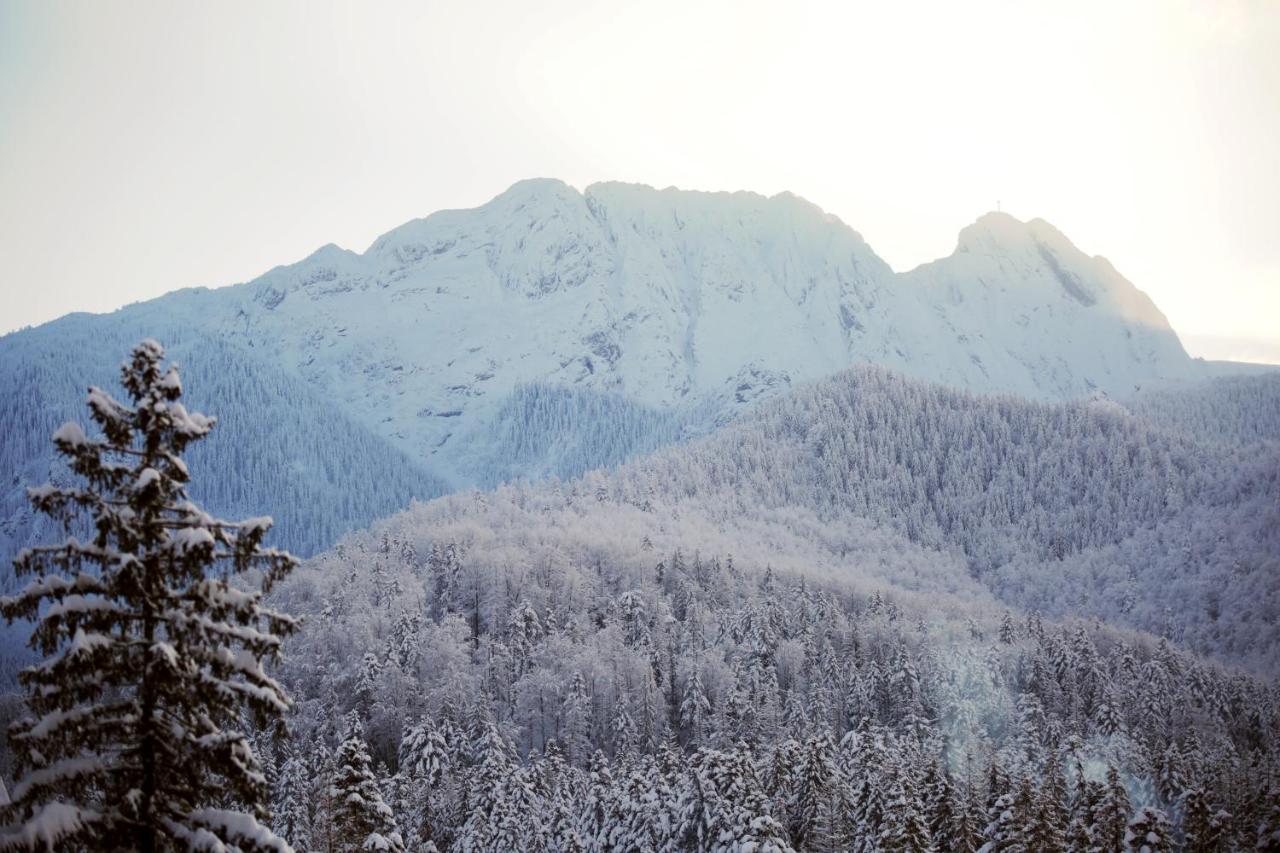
[113,179,1200,471]
[1,179,1263,573]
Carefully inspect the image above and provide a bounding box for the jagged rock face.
[6,179,1194,481]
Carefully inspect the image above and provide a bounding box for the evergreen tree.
[735,815,795,853]
[308,741,337,853]
[981,775,1035,853]
[275,744,314,851]
[788,733,837,850]
[921,758,956,850]
[999,611,1017,645]
[331,715,405,853]
[1124,806,1172,852]
[951,775,985,853]
[578,750,618,849]
[1092,765,1132,852]
[1063,760,1097,853]
[782,689,809,737]
[616,590,648,650]
[355,651,383,713]
[388,611,421,671]
[561,672,593,764]
[607,754,664,851]
[610,694,638,758]
[877,774,935,852]
[671,759,714,851]
[1178,786,1228,853]
[507,600,542,677]
[0,339,297,852]
[1254,782,1280,853]
[398,720,450,850]
[680,665,712,748]
[1026,754,1068,851]
[850,769,889,853]
[454,719,515,851]
[400,720,450,790]
[485,764,545,853]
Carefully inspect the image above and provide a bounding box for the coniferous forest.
[1,339,1278,852]
[257,356,1280,852]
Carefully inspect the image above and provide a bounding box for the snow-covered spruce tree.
[330,714,404,853]
[396,719,449,850]
[1091,765,1132,851]
[1178,786,1228,853]
[1124,805,1173,852]
[273,746,314,852]
[0,339,298,852]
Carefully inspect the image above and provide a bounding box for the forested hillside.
[1122,373,1280,448]
[466,383,707,487]
[264,485,1279,851]
[249,364,1280,850]
[0,318,450,582]
[596,368,1280,670]
[2,328,1276,849]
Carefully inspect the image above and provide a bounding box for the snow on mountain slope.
[31,178,1195,482]
[1,179,1212,504]
[898,213,1193,398]
[225,179,900,482]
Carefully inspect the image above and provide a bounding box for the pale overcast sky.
[1,0,1277,362]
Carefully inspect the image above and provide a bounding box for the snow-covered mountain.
[11,178,1200,482]
[0,179,1236,571]
[239,179,1202,478]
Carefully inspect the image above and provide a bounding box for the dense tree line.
[1123,373,1280,449]
[265,511,1280,850]
[246,365,1279,849]
[597,368,1280,670]
[467,383,705,487]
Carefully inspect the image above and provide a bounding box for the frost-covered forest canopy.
[0,329,1278,851]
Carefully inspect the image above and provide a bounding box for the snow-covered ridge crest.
[2,178,1205,490]
[216,179,1196,475]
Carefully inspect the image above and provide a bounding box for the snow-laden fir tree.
[273,744,313,852]
[877,770,934,853]
[1125,805,1173,853]
[397,719,449,851]
[787,733,838,849]
[453,718,516,852]
[561,671,593,765]
[330,713,405,853]
[0,339,297,852]
[920,758,955,850]
[1092,765,1132,851]
[1178,786,1228,853]
[680,664,712,748]
[979,774,1035,853]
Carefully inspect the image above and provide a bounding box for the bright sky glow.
[1,0,1276,362]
